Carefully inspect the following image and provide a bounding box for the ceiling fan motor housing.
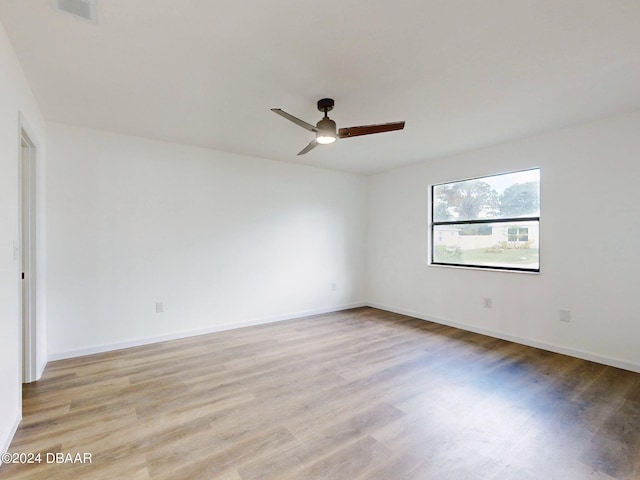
[316,117,336,136]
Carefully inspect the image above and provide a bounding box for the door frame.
[19,123,38,383]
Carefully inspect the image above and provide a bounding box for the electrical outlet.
[331,283,337,291]
[155,302,164,313]
[559,310,571,323]
[483,298,492,308]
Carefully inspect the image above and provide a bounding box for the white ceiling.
[2,0,640,174]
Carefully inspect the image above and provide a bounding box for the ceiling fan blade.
[271,108,318,132]
[297,140,318,156]
[338,121,405,139]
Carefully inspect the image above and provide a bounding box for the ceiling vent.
[52,0,98,23]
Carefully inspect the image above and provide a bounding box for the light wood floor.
[3,307,640,479]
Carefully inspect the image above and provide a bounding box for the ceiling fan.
[271,98,405,155]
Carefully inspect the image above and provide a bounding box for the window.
[507,227,529,243]
[430,169,540,272]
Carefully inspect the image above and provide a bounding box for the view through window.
[430,169,540,272]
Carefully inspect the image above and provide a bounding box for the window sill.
[428,262,540,274]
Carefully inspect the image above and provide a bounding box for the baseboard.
[48,302,367,361]
[1,414,21,456]
[368,302,640,374]
[37,359,47,380]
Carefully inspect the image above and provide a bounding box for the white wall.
[0,22,47,453]
[46,123,367,358]
[367,110,640,372]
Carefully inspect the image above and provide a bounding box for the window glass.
[431,169,540,272]
[433,169,540,222]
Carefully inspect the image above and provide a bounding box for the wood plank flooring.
[3,307,640,479]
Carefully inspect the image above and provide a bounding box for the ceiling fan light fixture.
[316,134,336,145]
[316,117,337,144]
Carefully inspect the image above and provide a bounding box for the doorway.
[20,129,37,383]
